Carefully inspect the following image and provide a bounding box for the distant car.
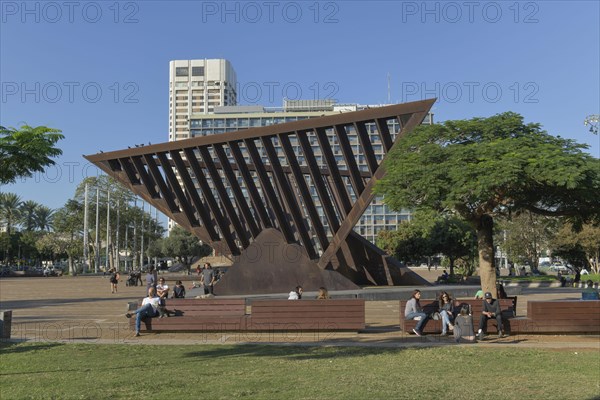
[551,264,569,272]
[43,266,63,277]
[157,262,169,271]
[168,263,186,273]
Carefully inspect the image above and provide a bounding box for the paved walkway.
[1,275,598,350]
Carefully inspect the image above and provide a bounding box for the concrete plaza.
[0,274,598,350]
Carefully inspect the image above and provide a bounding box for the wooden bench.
[247,299,365,331]
[128,299,248,332]
[399,298,516,334]
[523,300,600,334]
[128,298,365,332]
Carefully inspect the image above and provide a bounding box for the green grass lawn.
[1,342,599,399]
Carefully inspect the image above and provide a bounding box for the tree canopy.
[157,226,212,273]
[376,211,474,276]
[375,112,600,295]
[0,125,64,184]
[551,223,600,273]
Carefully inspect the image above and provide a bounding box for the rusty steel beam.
[228,140,273,230]
[86,101,435,163]
[317,110,431,269]
[279,133,330,251]
[198,146,250,249]
[261,136,316,258]
[213,144,261,239]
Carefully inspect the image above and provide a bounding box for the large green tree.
[0,125,64,184]
[551,223,600,273]
[376,112,600,296]
[495,212,557,272]
[429,216,475,276]
[376,223,431,265]
[52,200,84,275]
[377,212,474,276]
[158,226,212,274]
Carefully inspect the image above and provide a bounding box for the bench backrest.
[527,300,600,321]
[138,298,247,316]
[249,299,366,329]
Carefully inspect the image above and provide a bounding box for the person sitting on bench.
[437,270,449,283]
[126,287,160,336]
[405,289,430,336]
[477,291,504,339]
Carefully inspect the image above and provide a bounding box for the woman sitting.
[438,291,454,336]
[453,304,476,343]
[316,287,330,299]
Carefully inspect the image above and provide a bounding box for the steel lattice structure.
[85,99,435,294]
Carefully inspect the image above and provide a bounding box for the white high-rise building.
[168,59,237,231]
[169,59,237,142]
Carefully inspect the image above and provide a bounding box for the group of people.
[287,286,330,300]
[126,278,187,336]
[126,263,222,336]
[405,289,505,342]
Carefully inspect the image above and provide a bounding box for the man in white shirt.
[126,287,160,336]
[288,286,303,300]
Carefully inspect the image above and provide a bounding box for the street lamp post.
[584,114,599,135]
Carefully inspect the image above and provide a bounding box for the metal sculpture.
[85,99,436,294]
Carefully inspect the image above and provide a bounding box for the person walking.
[200,263,215,295]
[109,268,120,294]
[145,267,156,292]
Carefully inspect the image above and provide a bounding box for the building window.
[176,67,189,77]
[192,66,204,76]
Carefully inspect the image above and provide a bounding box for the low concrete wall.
[500,280,562,288]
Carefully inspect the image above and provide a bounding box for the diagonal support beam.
[317,110,431,269]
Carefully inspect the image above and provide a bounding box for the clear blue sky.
[1,0,599,216]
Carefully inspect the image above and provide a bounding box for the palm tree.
[20,200,41,231]
[35,206,55,231]
[0,192,22,235]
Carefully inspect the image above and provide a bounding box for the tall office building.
[169,59,237,142]
[168,59,237,231]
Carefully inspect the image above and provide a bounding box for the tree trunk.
[449,257,455,276]
[475,214,497,297]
